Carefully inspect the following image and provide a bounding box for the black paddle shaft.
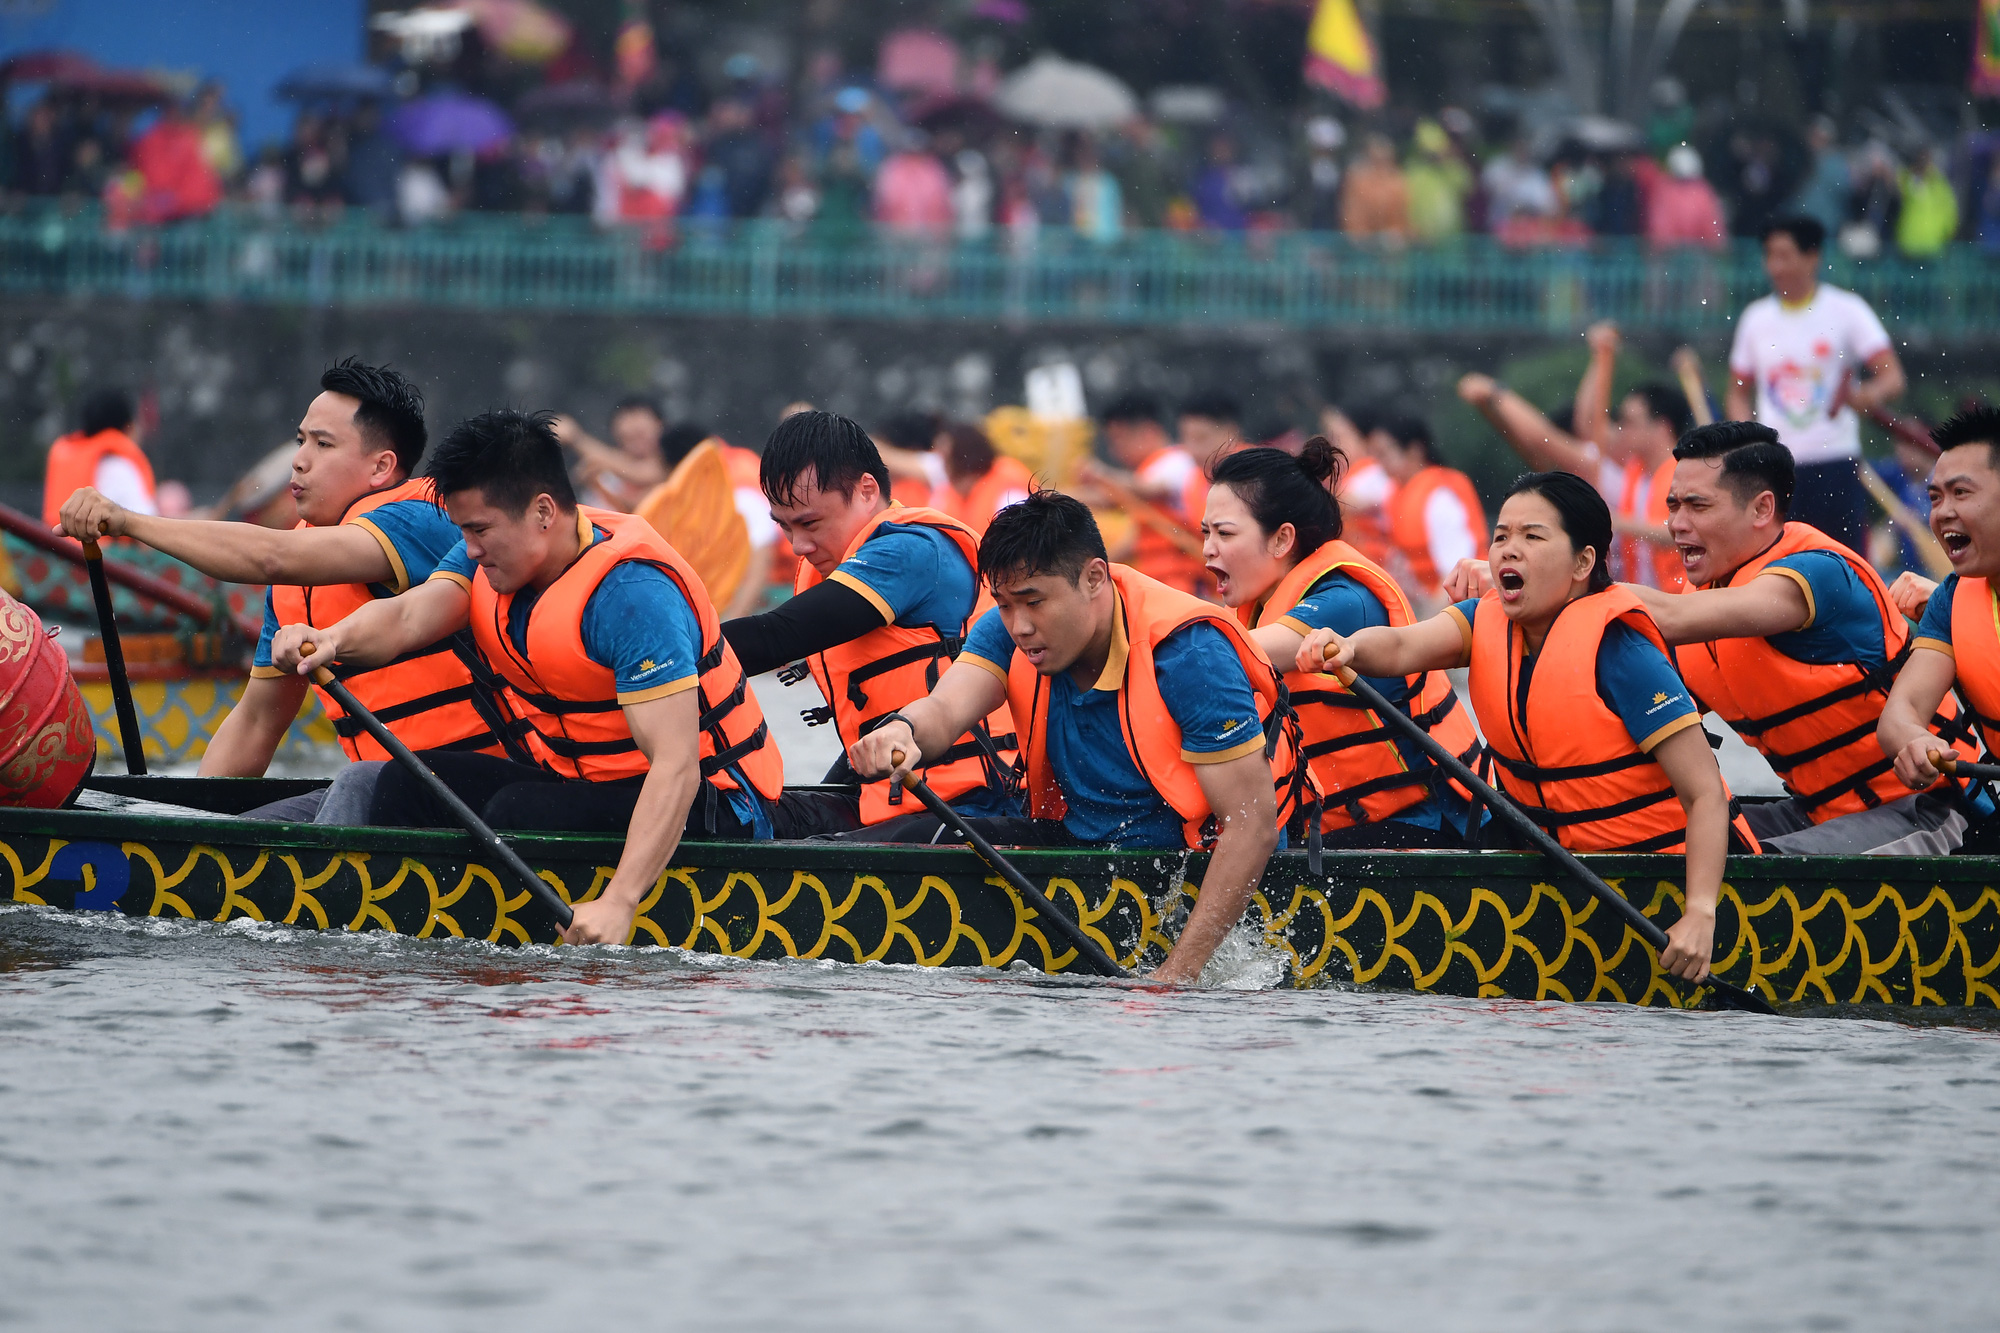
[311,669,574,932]
[890,753,1130,978]
[81,537,147,776]
[1933,752,2000,784]
[1331,664,1775,1015]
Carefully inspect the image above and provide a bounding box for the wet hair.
[1381,414,1434,462]
[1209,437,1345,555]
[1761,214,1826,255]
[1673,420,1794,519]
[320,357,427,476]
[660,422,710,469]
[944,421,997,479]
[977,489,1108,588]
[1932,407,2000,472]
[874,409,943,453]
[1179,388,1241,425]
[1099,390,1164,428]
[1627,382,1695,436]
[78,387,134,437]
[760,409,890,508]
[610,394,663,423]
[427,409,576,515]
[1505,470,1614,594]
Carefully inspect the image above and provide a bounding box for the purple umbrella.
[390,91,513,156]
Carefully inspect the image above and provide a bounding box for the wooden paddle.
[81,526,146,775]
[1322,650,1775,1014]
[1670,348,1715,427]
[300,643,575,933]
[1078,462,1206,559]
[890,748,1130,978]
[1856,461,1953,578]
[1929,752,2000,784]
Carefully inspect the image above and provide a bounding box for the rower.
[272,409,784,945]
[1880,407,2000,854]
[932,421,1032,536]
[1301,471,1757,983]
[847,489,1309,984]
[721,410,1018,837]
[1201,436,1483,849]
[551,396,671,512]
[1368,414,1486,611]
[1082,391,1206,596]
[43,386,156,527]
[1635,421,1981,855]
[55,359,502,824]
[1173,388,1244,529]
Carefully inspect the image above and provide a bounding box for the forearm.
[120,514,297,583]
[198,679,304,776]
[1576,350,1616,447]
[320,592,445,668]
[1165,815,1278,980]
[1481,390,1593,475]
[1346,624,1443,678]
[722,579,885,677]
[1877,692,1938,758]
[1247,623,1305,668]
[1679,785,1727,924]
[599,761,700,909]
[1725,383,1753,421]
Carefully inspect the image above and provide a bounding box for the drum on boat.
[0,589,94,808]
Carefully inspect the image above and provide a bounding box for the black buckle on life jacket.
[776,660,813,687]
[801,705,835,727]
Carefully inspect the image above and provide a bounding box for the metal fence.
[2,209,1997,337]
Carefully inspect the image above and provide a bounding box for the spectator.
[1111,117,1177,229]
[594,116,688,229]
[1341,133,1410,241]
[814,89,882,230]
[1896,145,1959,259]
[245,145,285,221]
[14,101,67,196]
[125,100,223,222]
[1192,133,1250,231]
[874,135,953,234]
[342,102,400,217]
[283,112,343,216]
[1480,137,1558,231]
[1843,142,1899,259]
[190,82,240,183]
[770,152,821,229]
[1726,130,1791,239]
[1789,116,1851,239]
[950,148,992,240]
[1591,152,1644,237]
[1298,115,1346,232]
[1065,134,1122,243]
[704,97,775,218]
[1646,145,1725,249]
[1404,120,1470,242]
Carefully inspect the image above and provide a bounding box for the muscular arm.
[1574,324,1619,450]
[58,487,395,586]
[1630,573,1810,646]
[563,689,703,945]
[1651,724,1730,983]
[847,659,1007,783]
[1156,750,1279,984]
[1879,647,1957,789]
[198,673,310,777]
[275,578,471,677]
[1300,611,1466,679]
[722,578,888,677]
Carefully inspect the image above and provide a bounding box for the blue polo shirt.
[1758,551,1888,670]
[962,604,1267,848]
[252,494,464,673]
[1914,573,1963,655]
[825,518,980,638]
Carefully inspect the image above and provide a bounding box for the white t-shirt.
[1423,486,1478,578]
[95,455,157,515]
[1137,447,1199,515]
[1728,285,1892,466]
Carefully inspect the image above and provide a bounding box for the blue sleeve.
[963,605,1013,670]
[1596,621,1701,750]
[1285,571,1408,706]
[1764,551,1887,669]
[1156,623,1265,758]
[254,587,278,669]
[433,537,476,583]
[1451,597,1482,625]
[352,497,464,589]
[578,563,707,699]
[832,524,979,635]
[1915,573,1959,649]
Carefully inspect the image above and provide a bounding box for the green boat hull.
[4,777,1997,1009]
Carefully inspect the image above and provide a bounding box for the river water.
[3,900,1996,1333]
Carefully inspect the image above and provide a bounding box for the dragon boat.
[4,774,1997,1010]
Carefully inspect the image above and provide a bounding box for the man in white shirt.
[1727,215,1906,553]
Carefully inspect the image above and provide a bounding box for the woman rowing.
[1299,471,1757,982]
[1201,437,1483,848]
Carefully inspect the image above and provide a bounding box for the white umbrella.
[995,53,1138,130]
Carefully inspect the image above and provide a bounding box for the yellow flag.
[1304,0,1384,109]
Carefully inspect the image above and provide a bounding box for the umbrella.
[390,91,513,156]
[995,53,1137,130]
[516,80,619,129]
[0,50,100,83]
[444,0,572,65]
[0,49,170,105]
[1536,114,1644,160]
[276,63,397,103]
[908,92,1001,139]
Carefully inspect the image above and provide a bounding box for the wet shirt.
[962,608,1264,848]
[1757,550,1887,670]
[825,521,979,636]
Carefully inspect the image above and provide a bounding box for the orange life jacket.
[1386,465,1487,597]
[469,507,784,806]
[793,506,1017,823]
[889,474,933,510]
[268,477,504,763]
[1128,446,1207,596]
[1640,455,1684,592]
[1468,587,1757,853]
[1337,456,1395,566]
[1675,522,1977,823]
[1948,575,2000,758]
[937,455,1034,536]
[719,441,761,493]
[1243,540,1482,830]
[1007,564,1311,849]
[43,429,155,526]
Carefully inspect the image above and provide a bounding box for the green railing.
[2,208,1998,336]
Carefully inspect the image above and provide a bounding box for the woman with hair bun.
[1301,470,1758,983]
[1202,436,1484,848]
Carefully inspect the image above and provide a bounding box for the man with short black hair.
[57,359,501,815]
[1727,215,1906,552]
[1881,408,2000,853]
[848,489,1307,983]
[1633,420,1981,854]
[1177,388,1242,472]
[273,409,784,944]
[553,395,670,511]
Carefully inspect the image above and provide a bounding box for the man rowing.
[272,410,784,944]
[847,489,1309,983]
[1634,422,1982,855]
[1880,408,2000,855]
[56,359,501,822]
[1305,472,1756,983]
[1367,414,1485,611]
[719,410,1018,837]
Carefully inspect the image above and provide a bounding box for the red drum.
[0,590,94,808]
